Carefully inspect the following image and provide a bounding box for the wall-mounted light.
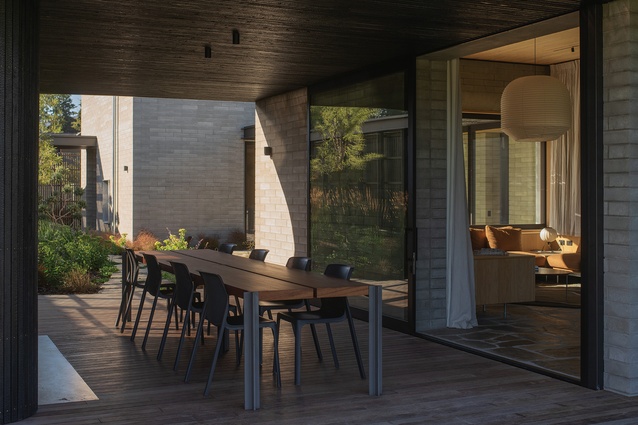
[123,165,129,172]
[264,146,272,157]
[204,45,212,59]
[232,29,240,45]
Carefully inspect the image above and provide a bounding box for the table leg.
[243,291,260,410]
[368,284,382,396]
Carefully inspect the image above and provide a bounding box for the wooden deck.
[26,283,638,425]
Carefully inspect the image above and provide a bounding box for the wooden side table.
[474,254,536,317]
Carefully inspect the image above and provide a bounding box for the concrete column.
[0,0,40,422]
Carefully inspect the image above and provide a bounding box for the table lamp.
[540,227,558,251]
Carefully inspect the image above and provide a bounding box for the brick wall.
[254,89,308,266]
[414,58,449,331]
[131,97,253,240]
[602,0,638,396]
[82,95,254,240]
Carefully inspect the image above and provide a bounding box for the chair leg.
[185,314,205,383]
[142,293,161,350]
[173,304,194,371]
[294,323,302,386]
[305,300,322,361]
[120,284,137,333]
[157,295,176,361]
[325,324,340,369]
[236,330,244,366]
[271,326,281,388]
[204,325,227,396]
[130,287,148,341]
[345,303,366,380]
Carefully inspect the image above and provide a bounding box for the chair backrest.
[321,264,354,314]
[142,253,162,296]
[199,271,230,327]
[124,249,140,286]
[169,261,195,310]
[218,243,236,254]
[249,249,269,262]
[323,263,354,280]
[286,256,311,271]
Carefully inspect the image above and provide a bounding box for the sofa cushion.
[509,250,549,267]
[469,227,488,251]
[485,225,522,251]
[546,252,581,272]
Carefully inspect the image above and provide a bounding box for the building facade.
[81,95,255,242]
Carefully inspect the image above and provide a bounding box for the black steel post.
[1,0,40,422]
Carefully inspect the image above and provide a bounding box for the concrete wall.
[254,88,309,266]
[414,58,449,331]
[602,0,638,396]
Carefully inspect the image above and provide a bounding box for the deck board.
[25,279,638,425]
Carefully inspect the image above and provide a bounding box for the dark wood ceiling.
[39,0,583,102]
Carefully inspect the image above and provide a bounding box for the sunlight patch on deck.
[39,335,98,405]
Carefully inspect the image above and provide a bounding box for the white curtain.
[446,59,478,329]
[549,60,581,236]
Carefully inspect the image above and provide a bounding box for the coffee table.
[536,267,574,301]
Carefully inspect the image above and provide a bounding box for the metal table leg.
[243,291,260,410]
[368,284,382,396]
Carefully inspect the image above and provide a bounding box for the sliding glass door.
[309,72,410,322]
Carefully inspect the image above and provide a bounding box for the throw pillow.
[469,227,488,250]
[485,225,522,251]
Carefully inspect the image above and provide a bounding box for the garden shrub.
[154,228,190,251]
[38,220,116,293]
[129,230,158,251]
[196,233,219,250]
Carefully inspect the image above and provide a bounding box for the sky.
[71,94,81,112]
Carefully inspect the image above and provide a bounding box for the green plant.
[154,228,191,251]
[109,233,128,253]
[38,220,116,293]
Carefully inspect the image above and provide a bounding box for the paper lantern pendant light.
[501,75,572,142]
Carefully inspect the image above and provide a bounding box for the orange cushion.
[469,228,488,250]
[485,225,522,251]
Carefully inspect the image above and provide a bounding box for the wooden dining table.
[138,249,383,410]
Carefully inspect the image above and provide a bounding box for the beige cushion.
[469,227,488,251]
[546,252,581,271]
[485,225,522,251]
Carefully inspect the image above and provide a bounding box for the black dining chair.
[185,271,281,395]
[277,263,366,385]
[130,253,179,350]
[218,243,236,254]
[117,249,145,331]
[258,257,322,361]
[248,248,269,261]
[156,261,205,371]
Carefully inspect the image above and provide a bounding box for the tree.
[310,106,382,180]
[39,94,78,134]
[38,94,84,226]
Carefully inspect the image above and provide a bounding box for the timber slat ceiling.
[39,0,582,101]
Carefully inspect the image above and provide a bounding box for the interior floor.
[426,282,581,379]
